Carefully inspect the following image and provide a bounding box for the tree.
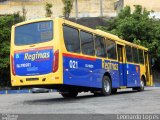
[22,6,27,21]
[62,0,73,19]
[97,5,160,69]
[21,1,27,21]
[0,13,24,87]
[45,2,53,17]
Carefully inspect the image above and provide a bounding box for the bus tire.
[111,88,117,94]
[101,76,112,96]
[133,78,145,92]
[93,92,102,96]
[60,91,78,98]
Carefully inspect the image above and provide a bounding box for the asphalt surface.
[0,87,160,114]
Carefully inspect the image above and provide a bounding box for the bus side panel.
[63,54,103,88]
[104,60,120,88]
[119,63,127,86]
[91,68,104,88]
[126,64,141,87]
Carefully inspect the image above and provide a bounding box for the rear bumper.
[11,72,63,87]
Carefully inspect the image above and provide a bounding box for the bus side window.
[95,35,106,58]
[126,45,133,62]
[138,49,144,64]
[105,39,117,60]
[80,31,95,56]
[132,47,139,64]
[63,25,80,53]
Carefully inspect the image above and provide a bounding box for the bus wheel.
[133,79,145,92]
[101,76,112,96]
[60,91,78,98]
[111,88,117,94]
[138,79,145,91]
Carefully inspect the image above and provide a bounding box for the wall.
[123,0,160,12]
[123,0,160,19]
[0,0,117,20]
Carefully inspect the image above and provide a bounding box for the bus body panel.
[63,53,102,88]
[11,19,63,86]
[126,64,141,87]
[14,47,53,76]
[104,60,120,88]
[119,63,126,87]
[11,72,63,86]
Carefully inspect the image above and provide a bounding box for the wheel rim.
[140,80,144,89]
[104,80,110,92]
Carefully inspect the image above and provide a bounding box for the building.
[0,0,160,20]
[115,0,160,19]
[0,0,117,20]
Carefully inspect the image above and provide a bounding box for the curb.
[0,89,56,94]
[0,89,31,94]
[154,83,160,87]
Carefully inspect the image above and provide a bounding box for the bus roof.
[13,17,53,27]
[94,29,148,51]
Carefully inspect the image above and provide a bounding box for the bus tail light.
[11,55,15,76]
[52,50,59,73]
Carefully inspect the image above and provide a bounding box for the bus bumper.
[11,72,63,86]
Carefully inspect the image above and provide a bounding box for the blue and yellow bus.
[10,18,153,97]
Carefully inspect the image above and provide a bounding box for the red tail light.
[11,55,15,75]
[52,50,59,73]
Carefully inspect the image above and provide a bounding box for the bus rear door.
[117,44,126,87]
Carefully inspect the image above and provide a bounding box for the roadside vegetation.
[97,5,160,70]
[0,13,24,87]
[45,2,53,17]
[62,0,73,19]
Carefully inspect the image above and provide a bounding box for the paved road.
[0,87,160,114]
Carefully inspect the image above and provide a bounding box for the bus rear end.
[10,18,63,87]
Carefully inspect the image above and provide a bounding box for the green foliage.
[62,0,73,19]
[0,13,23,86]
[97,5,160,69]
[45,2,53,17]
[22,6,27,21]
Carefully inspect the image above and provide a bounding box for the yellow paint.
[120,86,126,89]
[104,62,118,71]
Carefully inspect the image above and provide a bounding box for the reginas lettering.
[24,52,50,61]
[104,62,118,71]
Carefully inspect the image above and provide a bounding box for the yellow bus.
[10,18,153,97]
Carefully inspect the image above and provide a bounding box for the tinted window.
[95,35,106,57]
[126,45,133,62]
[105,39,117,59]
[117,45,123,62]
[63,26,80,53]
[80,31,94,56]
[138,49,144,64]
[15,21,53,45]
[133,47,139,63]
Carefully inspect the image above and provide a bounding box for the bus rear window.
[15,21,53,45]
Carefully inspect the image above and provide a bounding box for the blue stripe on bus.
[63,54,141,89]
[63,55,103,88]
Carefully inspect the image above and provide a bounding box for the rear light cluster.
[52,50,59,72]
[11,55,15,75]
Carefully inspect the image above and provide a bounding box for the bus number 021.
[69,60,78,69]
